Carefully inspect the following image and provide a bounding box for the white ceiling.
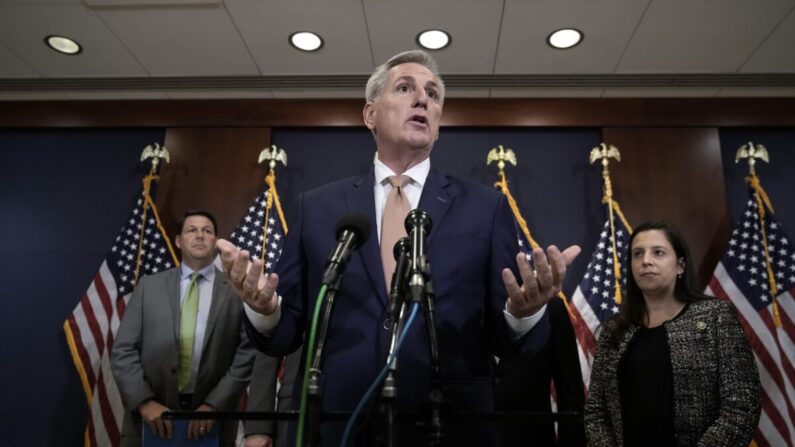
[1,0,794,100]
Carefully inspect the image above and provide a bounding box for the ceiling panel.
[225,0,372,75]
[0,44,39,78]
[617,0,794,73]
[365,0,503,74]
[95,4,259,76]
[0,4,147,77]
[496,0,650,74]
[1,0,795,99]
[741,6,795,73]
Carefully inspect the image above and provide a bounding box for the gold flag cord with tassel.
[736,141,781,327]
[488,145,575,319]
[746,174,782,327]
[133,148,179,283]
[258,145,289,273]
[590,143,631,306]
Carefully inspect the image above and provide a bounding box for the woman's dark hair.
[608,221,709,345]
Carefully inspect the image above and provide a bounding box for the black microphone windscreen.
[334,212,371,249]
[404,208,433,234]
[393,237,411,261]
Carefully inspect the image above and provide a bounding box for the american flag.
[569,216,631,389]
[224,177,289,445]
[227,186,286,272]
[706,195,795,446]
[63,192,177,447]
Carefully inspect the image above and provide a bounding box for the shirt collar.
[180,262,216,282]
[374,154,430,188]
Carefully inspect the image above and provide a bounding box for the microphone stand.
[375,237,411,447]
[403,209,442,446]
[298,213,371,447]
[378,283,408,445]
[413,255,443,447]
[378,301,406,447]
[306,269,345,447]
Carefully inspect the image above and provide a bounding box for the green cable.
[295,283,328,447]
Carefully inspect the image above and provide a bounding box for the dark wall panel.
[156,127,272,236]
[603,127,728,286]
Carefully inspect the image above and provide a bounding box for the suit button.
[171,368,177,375]
[383,318,392,330]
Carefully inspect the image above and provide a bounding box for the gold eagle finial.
[589,143,621,166]
[139,143,170,171]
[486,145,517,172]
[258,144,288,171]
[735,142,769,176]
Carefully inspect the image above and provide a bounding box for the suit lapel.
[418,168,455,248]
[346,170,388,303]
[200,268,226,352]
[168,268,181,344]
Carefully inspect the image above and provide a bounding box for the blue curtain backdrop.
[0,128,165,446]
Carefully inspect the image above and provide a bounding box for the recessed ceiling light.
[289,31,323,52]
[417,29,451,50]
[45,35,82,55]
[547,28,583,49]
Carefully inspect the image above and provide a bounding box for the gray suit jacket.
[111,266,255,445]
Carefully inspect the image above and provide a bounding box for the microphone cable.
[295,283,329,447]
[339,302,421,447]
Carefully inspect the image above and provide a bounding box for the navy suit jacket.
[245,167,549,442]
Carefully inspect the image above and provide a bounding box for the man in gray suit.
[111,210,255,447]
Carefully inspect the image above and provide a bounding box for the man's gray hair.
[365,50,446,103]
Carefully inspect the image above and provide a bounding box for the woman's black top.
[618,323,676,447]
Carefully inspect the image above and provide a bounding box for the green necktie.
[178,272,201,391]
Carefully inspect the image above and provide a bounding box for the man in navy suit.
[218,50,580,445]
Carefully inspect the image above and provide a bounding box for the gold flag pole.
[133,143,177,283]
[736,141,782,327]
[589,143,630,305]
[258,144,288,272]
[487,144,575,318]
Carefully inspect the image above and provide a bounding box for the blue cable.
[339,302,420,447]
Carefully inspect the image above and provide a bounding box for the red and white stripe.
[570,286,602,390]
[64,261,129,447]
[708,262,795,447]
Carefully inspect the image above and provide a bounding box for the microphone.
[404,209,433,302]
[388,237,411,322]
[321,213,371,287]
